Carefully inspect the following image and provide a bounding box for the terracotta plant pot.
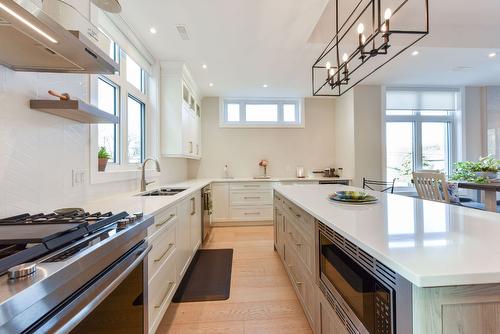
[98,158,109,172]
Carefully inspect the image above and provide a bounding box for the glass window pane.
[245,104,278,122]
[386,122,414,186]
[128,96,145,164]
[422,122,449,174]
[283,104,296,122]
[97,78,118,163]
[126,56,143,91]
[227,103,240,122]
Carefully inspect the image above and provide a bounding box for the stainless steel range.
[0,209,153,333]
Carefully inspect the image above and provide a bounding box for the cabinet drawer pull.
[154,243,175,263]
[244,196,261,199]
[156,214,176,227]
[288,265,303,286]
[244,212,261,215]
[191,197,196,215]
[154,281,175,308]
[288,207,301,218]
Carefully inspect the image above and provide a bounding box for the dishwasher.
[202,185,213,244]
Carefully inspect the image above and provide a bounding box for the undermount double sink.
[139,188,187,197]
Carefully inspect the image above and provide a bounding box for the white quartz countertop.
[210,176,351,183]
[62,179,213,217]
[53,177,350,218]
[274,184,500,288]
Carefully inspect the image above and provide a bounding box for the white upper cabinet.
[160,62,202,159]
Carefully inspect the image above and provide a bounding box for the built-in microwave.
[318,222,413,334]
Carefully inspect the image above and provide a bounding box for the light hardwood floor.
[155,226,313,334]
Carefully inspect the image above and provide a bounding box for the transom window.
[221,99,303,127]
[385,88,459,187]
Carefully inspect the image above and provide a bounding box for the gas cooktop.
[0,209,142,278]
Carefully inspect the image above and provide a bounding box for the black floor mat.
[172,249,233,303]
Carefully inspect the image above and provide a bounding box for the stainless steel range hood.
[0,0,118,73]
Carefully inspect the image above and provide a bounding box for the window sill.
[219,123,305,129]
[90,167,160,185]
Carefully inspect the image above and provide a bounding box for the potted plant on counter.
[450,155,499,184]
[98,147,111,172]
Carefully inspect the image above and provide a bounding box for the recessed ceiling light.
[411,50,419,56]
[149,27,157,34]
[202,64,207,69]
[262,84,268,88]
[489,52,497,58]
[209,83,214,87]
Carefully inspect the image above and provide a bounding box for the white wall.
[353,86,383,186]
[0,66,187,217]
[332,90,355,181]
[188,97,336,178]
[332,86,383,187]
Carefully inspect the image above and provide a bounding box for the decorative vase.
[475,171,498,180]
[98,158,108,172]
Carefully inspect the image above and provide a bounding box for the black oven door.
[27,242,151,334]
[320,233,392,333]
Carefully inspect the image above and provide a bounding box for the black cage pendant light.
[312,0,429,96]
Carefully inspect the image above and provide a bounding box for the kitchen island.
[273,184,500,334]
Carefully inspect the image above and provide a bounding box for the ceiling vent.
[176,25,190,40]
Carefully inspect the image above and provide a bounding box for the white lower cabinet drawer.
[230,190,273,206]
[230,182,272,191]
[148,220,177,279]
[230,206,273,220]
[148,251,178,334]
[148,206,177,239]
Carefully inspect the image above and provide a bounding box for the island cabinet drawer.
[148,222,177,280]
[230,191,273,206]
[282,200,315,238]
[148,250,177,334]
[286,218,314,277]
[284,242,315,325]
[274,207,286,260]
[148,206,177,238]
[230,206,273,220]
[230,182,272,191]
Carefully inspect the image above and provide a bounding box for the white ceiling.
[119,0,500,97]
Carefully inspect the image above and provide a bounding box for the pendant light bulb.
[342,53,348,63]
[329,68,335,77]
[326,61,331,70]
[361,34,366,44]
[357,23,365,34]
[384,8,392,20]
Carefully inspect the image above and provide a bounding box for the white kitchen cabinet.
[211,182,273,224]
[189,191,202,254]
[147,192,203,334]
[160,62,202,159]
[212,183,230,221]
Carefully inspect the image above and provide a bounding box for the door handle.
[191,197,196,215]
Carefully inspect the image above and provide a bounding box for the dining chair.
[362,178,396,194]
[412,171,450,203]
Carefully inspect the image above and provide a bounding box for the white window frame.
[383,87,461,190]
[219,97,304,128]
[90,46,154,184]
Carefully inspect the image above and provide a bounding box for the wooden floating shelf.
[30,99,119,124]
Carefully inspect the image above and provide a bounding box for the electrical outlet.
[72,169,87,187]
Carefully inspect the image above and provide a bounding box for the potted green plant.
[450,155,499,183]
[475,155,499,179]
[98,147,111,172]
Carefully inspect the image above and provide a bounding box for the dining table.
[457,181,500,212]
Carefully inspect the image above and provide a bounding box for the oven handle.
[31,242,152,334]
